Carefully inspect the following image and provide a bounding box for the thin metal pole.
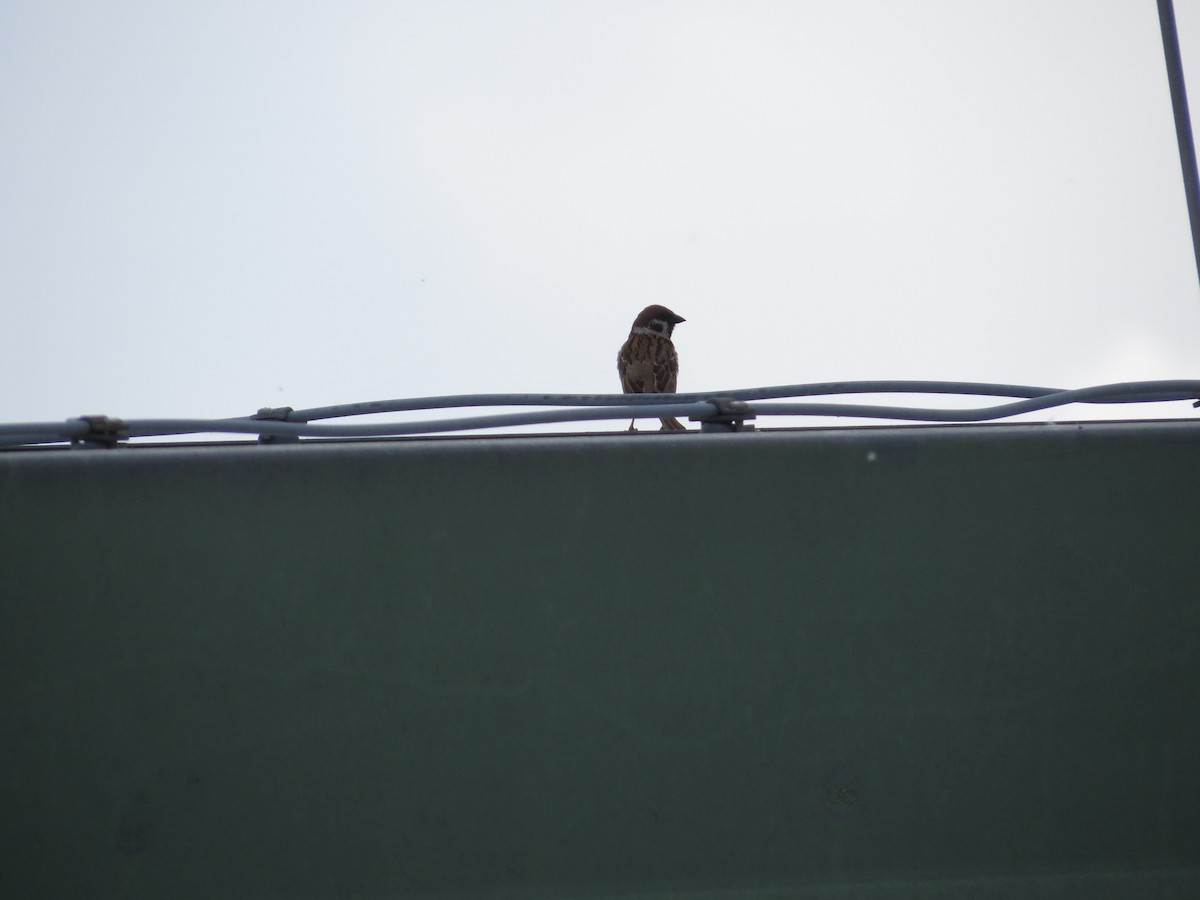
[1157,0,1200,288]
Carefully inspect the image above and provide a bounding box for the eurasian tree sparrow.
[616,304,686,431]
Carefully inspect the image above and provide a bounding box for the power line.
[1,380,1197,449]
[1158,0,1200,290]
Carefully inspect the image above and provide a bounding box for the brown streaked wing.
[617,334,652,393]
[617,333,679,394]
[652,341,679,393]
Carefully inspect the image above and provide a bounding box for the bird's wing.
[617,336,648,392]
[618,333,678,393]
[653,344,679,393]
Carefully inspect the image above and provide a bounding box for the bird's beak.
[674,314,686,324]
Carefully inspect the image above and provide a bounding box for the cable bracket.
[70,415,128,448]
[694,397,756,432]
[254,407,301,444]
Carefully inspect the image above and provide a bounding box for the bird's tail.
[659,417,686,431]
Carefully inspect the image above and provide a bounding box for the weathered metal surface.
[2,422,1198,898]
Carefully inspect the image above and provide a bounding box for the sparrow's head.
[630,304,686,339]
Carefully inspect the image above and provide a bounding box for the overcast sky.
[3,0,1200,435]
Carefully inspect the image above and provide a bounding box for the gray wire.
[750,381,1200,423]
[1158,0,1200,288]
[281,380,1198,423]
[1,380,1197,448]
[152,403,714,438]
[285,381,1068,422]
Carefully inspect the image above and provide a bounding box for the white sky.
[3,0,1200,434]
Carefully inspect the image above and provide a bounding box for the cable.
[286,381,1068,422]
[146,403,716,439]
[1,380,1197,449]
[751,381,1200,423]
[1158,0,1200,289]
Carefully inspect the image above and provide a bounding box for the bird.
[616,304,687,431]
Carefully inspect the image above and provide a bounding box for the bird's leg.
[627,419,638,432]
